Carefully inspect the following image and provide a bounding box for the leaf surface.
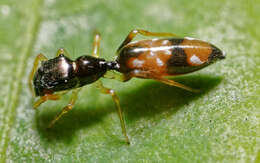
[0,0,259,162]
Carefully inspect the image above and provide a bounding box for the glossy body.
[29,29,225,144]
[33,55,112,96]
[33,55,76,96]
[116,38,224,76]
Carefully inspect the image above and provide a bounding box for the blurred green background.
[0,0,259,162]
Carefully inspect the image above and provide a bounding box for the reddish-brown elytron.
[29,29,225,144]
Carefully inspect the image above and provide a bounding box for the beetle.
[28,29,225,144]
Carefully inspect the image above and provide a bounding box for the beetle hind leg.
[117,29,179,52]
[153,77,200,92]
[129,70,199,92]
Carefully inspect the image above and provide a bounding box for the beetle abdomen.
[117,38,224,76]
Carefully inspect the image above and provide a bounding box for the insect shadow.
[35,74,222,143]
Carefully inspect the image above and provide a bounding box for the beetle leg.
[94,80,130,144]
[56,48,70,57]
[117,29,179,52]
[152,77,200,92]
[91,32,101,58]
[33,94,61,109]
[104,71,132,82]
[48,88,81,128]
[129,70,200,92]
[28,54,48,96]
[33,91,69,109]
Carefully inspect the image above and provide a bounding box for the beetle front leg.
[33,91,69,109]
[28,54,48,96]
[33,94,61,109]
[48,89,81,128]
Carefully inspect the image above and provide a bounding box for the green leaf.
[0,0,259,162]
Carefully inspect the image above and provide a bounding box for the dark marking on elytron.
[117,45,143,73]
[168,38,185,45]
[166,38,188,74]
[168,47,188,67]
[166,38,221,75]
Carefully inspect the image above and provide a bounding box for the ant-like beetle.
[28,29,225,144]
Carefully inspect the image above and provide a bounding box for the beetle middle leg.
[129,70,199,92]
[90,32,133,83]
[48,88,81,128]
[117,29,179,52]
[104,71,132,82]
[28,54,48,96]
[94,80,130,144]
